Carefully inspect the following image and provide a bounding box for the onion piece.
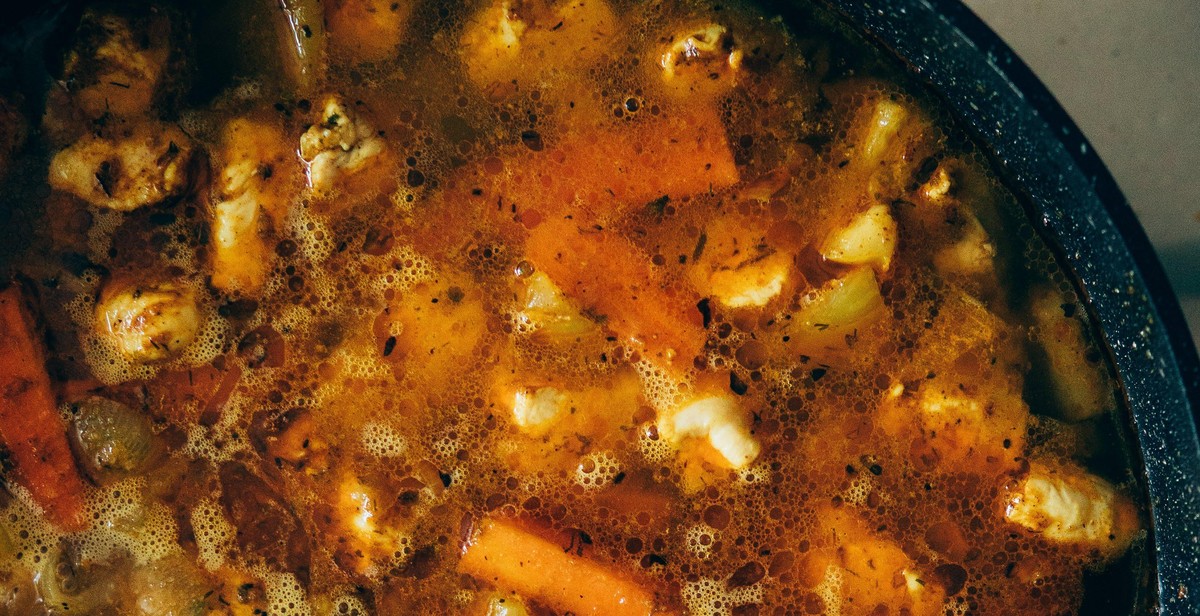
[70,396,156,483]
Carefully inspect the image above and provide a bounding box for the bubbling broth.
[0,0,1147,614]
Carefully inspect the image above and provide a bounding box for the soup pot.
[2,0,1197,613]
[799,0,1200,613]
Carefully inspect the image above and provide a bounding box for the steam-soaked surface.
[0,0,1148,614]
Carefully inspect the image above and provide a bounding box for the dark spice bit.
[612,471,626,484]
[645,194,670,217]
[845,464,857,475]
[696,298,712,328]
[868,464,883,476]
[729,371,748,396]
[1060,302,1078,318]
[438,471,452,487]
[810,367,827,381]
[446,286,465,303]
[383,336,397,357]
[520,130,544,151]
[692,232,708,261]
[300,24,312,38]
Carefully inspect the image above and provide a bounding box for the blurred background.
[962,0,1200,348]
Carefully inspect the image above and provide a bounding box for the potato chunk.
[48,121,195,212]
[659,24,742,95]
[1005,462,1140,560]
[820,203,898,273]
[1027,286,1115,422]
[95,278,202,362]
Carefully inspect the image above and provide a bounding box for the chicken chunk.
[658,24,742,95]
[325,0,413,63]
[48,121,195,212]
[510,386,568,434]
[58,9,173,120]
[299,97,389,196]
[780,266,885,359]
[329,474,406,577]
[820,203,898,274]
[210,116,301,295]
[514,271,597,340]
[95,278,202,362]
[689,215,795,310]
[659,395,760,469]
[459,0,618,89]
[1027,286,1115,422]
[1005,462,1140,560]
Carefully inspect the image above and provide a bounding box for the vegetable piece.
[659,395,760,468]
[459,0,618,88]
[783,266,883,357]
[515,271,597,340]
[1005,462,1140,561]
[473,591,531,616]
[210,116,300,295]
[325,0,412,63]
[70,395,156,482]
[0,285,87,531]
[859,98,908,166]
[48,121,196,212]
[58,10,173,120]
[819,203,898,273]
[129,552,212,616]
[273,0,327,92]
[460,518,659,616]
[95,278,202,362]
[510,386,568,434]
[1027,286,1115,422]
[526,217,705,364]
[35,540,121,613]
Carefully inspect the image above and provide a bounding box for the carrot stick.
[460,518,660,616]
[0,284,87,530]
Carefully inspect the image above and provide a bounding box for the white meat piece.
[516,271,595,338]
[95,279,202,362]
[1028,286,1114,422]
[511,386,568,433]
[62,11,172,119]
[660,395,760,468]
[820,203,898,273]
[48,121,194,212]
[299,97,386,194]
[332,475,405,577]
[1005,462,1139,559]
[860,98,908,166]
[932,211,995,277]
[707,251,791,309]
[659,24,742,84]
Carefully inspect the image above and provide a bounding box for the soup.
[0,0,1147,614]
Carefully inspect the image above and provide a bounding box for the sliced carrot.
[460,518,661,616]
[526,216,705,365]
[0,285,87,530]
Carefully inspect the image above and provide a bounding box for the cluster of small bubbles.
[632,358,691,414]
[85,207,126,259]
[574,451,622,490]
[0,484,61,565]
[842,475,875,507]
[329,594,369,616]
[72,478,181,566]
[736,462,771,486]
[365,244,436,296]
[175,295,232,367]
[183,419,250,463]
[431,431,461,460]
[681,576,765,616]
[289,208,338,265]
[256,568,312,616]
[815,565,844,616]
[637,421,674,464]
[190,497,235,571]
[685,523,720,560]
[361,422,408,459]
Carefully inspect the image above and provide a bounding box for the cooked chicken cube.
[660,395,760,468]
[820,203,898,273]
[932,211,996,277]
[707,251,792,309]
[689,215,794,309]
[1028,286,1115,422]
[659,24,742,93]
[510,386,568,434]
[299,97,388,196]
[210,117,300,295]
[459,0,618,89]
[1005,462,1140,560]
[59,9,173,120]
[95,278,202,362]
[48,121,195,212]
[326,0,413,63]
[330,474,406,577]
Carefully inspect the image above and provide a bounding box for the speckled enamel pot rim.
[802,0,1200,612]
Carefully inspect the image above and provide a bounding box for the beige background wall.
[962,0,1200,348]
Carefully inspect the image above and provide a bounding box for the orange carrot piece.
[460,518,659,616]
[0,285,87,530]
[526,217,706,365]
